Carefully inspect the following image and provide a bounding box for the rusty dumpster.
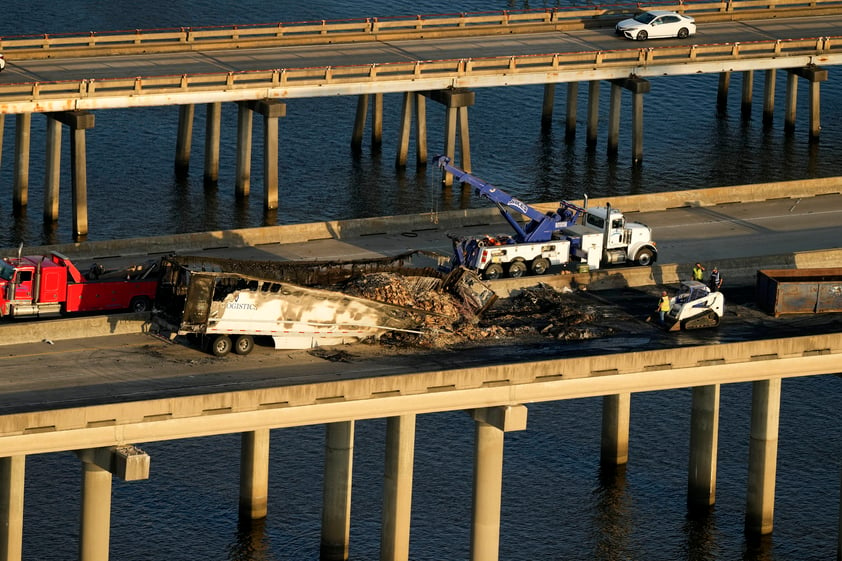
[756,268,842,317]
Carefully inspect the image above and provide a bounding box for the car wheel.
[531,258,550,275]
[677,27,689,39]
[507,261,527,278]
[210,335,232,357]
[129,296,151,313]
[636,30,648,41]
[234,335,254,356]
[483,263,504,280]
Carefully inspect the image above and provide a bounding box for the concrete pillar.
[69,117,92,241]
[395,92,414,168]
[631,91,644,164]
[44,117,62,222]
[321,421,354,561]
[429,89,475,187]
[203,102,222,185]
[785,71,798,134]
[371,93,383,151]
[380,415,416,561]
[239,429,270,520]
[717,71,731,112]
[745,378,782,535]
[351,94,369,153]
[0,456,25,561]
[175,104,195,176]
[13,113,31,210]
[586,80,600,149]
[415,94,428,167]
[541,83,555,130]
[763,69,776,125]
[601,393,630,465]
[470,405,527,561]
[235,102,254,199]
[565,82,578,143]
[79,461,113,561]
[688,384,720,509]
[741,70,754,119]
[245,100,285,211]
[607,82,622,156]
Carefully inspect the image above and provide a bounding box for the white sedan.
[615,10,696,41]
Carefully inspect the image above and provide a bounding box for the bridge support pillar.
[763,70,776,125]
[741,70,754,119]
[717,72,731,112]
[350,93,384,154]
[395,93,428,169]
[204,102,222,185]
[601,393,630,465]
[607,83,622,157]
[380,414,416,561]
[13,114,31,212]
[785,66,827,139]
[235,102,254,199]
[607,77,650,164]
[321,421,354,561]
[0,456,25,561]
[429,88,475,187]
[565,82,579,143]
[541,83,555,130]
[586,81,600,149]
[745,378,781,535]
[688,384,720,510]
[239,429,270,520]
[470,405,527,561]
[236,100,286,210]
[175,104,195,177]
[44,117,62,223]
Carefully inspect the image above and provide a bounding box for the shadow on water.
[592,463,634,561]
[684,505,720,561]
[228,517,272,561]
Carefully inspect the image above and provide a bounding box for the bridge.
[0,1,840,239]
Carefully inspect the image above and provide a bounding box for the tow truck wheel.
[129,296,151,313]
[531,258,550,275]
[210,335,232,357]
[234,335,254,355]
[635,249,655,266]
[483,264,504,280]
[507,261,527,278]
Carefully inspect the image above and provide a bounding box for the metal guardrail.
[0,0,840,59]
[0,36,837,110]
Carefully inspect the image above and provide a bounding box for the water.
[0,1,839,248]
[3,2,841,559]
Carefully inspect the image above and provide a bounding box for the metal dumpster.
[756,268,842,317]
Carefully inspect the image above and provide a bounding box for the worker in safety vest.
[656,290,671,325]
[709,267,723,292]
[692,262,705,282]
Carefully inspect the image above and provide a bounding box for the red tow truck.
[0,251,159,318]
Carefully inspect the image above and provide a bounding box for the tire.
[483,263,504,280]
[677,27,689,39]
[234,335,254,356]
[210,335,232,357]
[635,248,655,267]
[129,296,151,313]
[531,258,550,276]
[636,30,648,41]
[507,261,527,278]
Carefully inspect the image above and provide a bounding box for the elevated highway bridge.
[0,1,840,240]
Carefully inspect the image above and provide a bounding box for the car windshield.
[633,12,657,24]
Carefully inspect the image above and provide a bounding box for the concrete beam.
[51,111,95,130]
[428,88,475,107]
[791,65,829,82]
[471,405,527,432]
[76,445,150,481]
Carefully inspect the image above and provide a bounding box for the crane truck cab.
[563,203,657,268]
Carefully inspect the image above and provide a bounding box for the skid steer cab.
[664,280,724,331]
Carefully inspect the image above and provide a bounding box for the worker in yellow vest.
[656,290,671,325]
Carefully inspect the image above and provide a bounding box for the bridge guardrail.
[0,36,837,109]
[0,0,840,60]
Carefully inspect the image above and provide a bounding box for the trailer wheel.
[210,335,232,357]
[635,249,655,267]
[507,261,527,278]
[234,335,254,356]
[483,264,504,280]
[531,258,550,275]
[129,296,151,313]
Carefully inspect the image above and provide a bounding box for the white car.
[615,10,696,41]
[0,54,5,72]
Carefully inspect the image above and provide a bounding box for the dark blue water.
[3,2,841,559]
